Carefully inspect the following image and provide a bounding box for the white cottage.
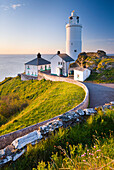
[51,51,74,76]
[74,67,91,82]
[25,53,51,77]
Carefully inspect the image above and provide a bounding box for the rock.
[96,69,101,74]
[0,156,12,165]
[102,105,111,112]
[12,130,42,149]
[5,145,16,156]
[83,108,97,115]
[101,75,106,80]
[110,101,114,105]
[0,149,5,158]
[77,109,85,116]
[106,65,112,69]
[97,50,106,58]
[12,149,25,161]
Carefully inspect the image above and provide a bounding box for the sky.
[0,0,114,54]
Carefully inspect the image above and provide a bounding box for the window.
[32,72,33,75]
[77,74,79,78]
[49,65,51,68]
[28,71,29,75]
[74,50,77,52]
[41,66,43,69]
[58,62,60,65]
[27,66,30,69]
[61,62,62,65]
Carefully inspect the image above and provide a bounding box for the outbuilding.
[51,51,74,76]
[25,53,51,77]
[74,67,91,81]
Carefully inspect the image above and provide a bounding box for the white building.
[66,11,82,61]
[25,53,51,77]
[51,51,74,76]
[74,67,91,82]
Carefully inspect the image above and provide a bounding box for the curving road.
[83,82,114,108]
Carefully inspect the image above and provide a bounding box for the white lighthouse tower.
[66,10,82,61]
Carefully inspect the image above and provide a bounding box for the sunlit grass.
[0,76,85,135]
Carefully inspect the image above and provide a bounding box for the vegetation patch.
[0,76,85,135]
[2,108,114,170]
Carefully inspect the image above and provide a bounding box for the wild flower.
[81,154,85,157]
[83,160,86,162]
[97,149,101,152]
[94,146,96,148]
[89,153,91,155]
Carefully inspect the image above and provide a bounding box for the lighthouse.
[66,11,82,61]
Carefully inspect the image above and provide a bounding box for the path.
[84,82,114,108]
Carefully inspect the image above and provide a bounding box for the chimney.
[37,53,41,65]
[57,51,60,55]
[37,53,41,58]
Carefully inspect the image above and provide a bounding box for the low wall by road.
[0,73,89,149]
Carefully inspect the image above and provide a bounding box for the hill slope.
[0,77,85,135]
[70,50,114,83]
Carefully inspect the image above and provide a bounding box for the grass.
[2,108,114,170]
[85,58,114,83]
[0,76,85,135]
[86,68,114,83]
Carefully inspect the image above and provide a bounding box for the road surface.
[84,83,114,108]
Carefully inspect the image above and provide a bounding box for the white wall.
[74,69,91,82]
[51,55,70,76]
[25,64,51,76]
[25,65,38,76]
[51,55,63,75]
[66,24,82,62]
[83,69,91,81]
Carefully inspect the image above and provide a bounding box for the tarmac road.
[83,82,114,108]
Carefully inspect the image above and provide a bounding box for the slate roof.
[74,67,88,72]
[58,54,74,62]
[25,58,51,66]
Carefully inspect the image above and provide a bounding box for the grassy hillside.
[3,108,114,170]
[0,76,85,135]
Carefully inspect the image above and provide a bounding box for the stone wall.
[21,74,37,81]
[0,72,89,149]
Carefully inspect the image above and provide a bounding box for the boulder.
[77,109,85,116]
[12,149,25,161]
[110,101,114,105]
[0,156,12,165]
[83,108,97,115]
[12,130,42,149]
[0,149,5,157]
[5,145,16,156]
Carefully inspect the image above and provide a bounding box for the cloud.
[0,5,9,11]
[11,4,21,10]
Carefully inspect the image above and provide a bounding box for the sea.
[0,54,113,82]
[0,54,53,82]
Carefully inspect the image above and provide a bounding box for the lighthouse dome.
[71,10,77,17]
